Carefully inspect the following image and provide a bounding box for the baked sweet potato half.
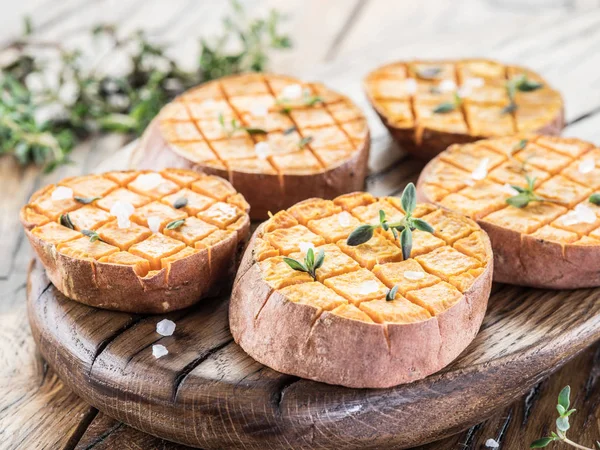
[20,169,250,313]
[365,58,564,160]
[417,135,600,289]
[230,191,493,388]
[131,73,370,220]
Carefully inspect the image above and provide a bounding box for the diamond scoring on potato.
[365,59,563,147]
[21,169,249,277]
[156,73,368,175]
[255,193,492,324]
[420,135,600,246]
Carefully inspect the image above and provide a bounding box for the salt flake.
[404,271,425,281]
[152,344,168,359]
[358,280,380,295]
[578,156,595,174]
[110,200,135,229]
[561,204,597,226]
[51,186,73,201]
[463,77,485,89]
[438,80,457,92]
[485,438,500,448]
[250,103,269,118]
[337,212,352,227]
[471,157,490,181]
[404,78,417,94]
[280,84,303,100]
[298,242,315,253]
[255,142,270,160]
[147,216,161,233]
[156,319,176,336]
[135,173,164,191]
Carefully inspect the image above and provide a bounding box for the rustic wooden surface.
[3,0,600,448]
[27,246,600,449]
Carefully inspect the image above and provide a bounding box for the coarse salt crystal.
[464,77,485,88]
[250,103,269,118]
[338,212,352,227]
[471,157,490,180]
[438,80,457,92]
[485,438,500,448]
[579,156,595,174]
[51,186,73,201]
[561,204,597,226]
[280,84,303,100]
[404,271,425,280]
[501,183,520,195]
[255,142,270,160]
[298,242,315,253]
[147,216,161,233]
[135,173,164,191]
[110,200,135,229]
[156,319,176,336]
[404,78,417,94]
[358,280,380,295]
[152,344,168,359]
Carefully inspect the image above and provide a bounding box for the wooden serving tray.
[27,256,600,449]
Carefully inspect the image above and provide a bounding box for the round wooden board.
[27,258,600,450]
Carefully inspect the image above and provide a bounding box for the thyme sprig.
[346,183,434,260]
[531,385,600,449]
[505,175,559,208]
[433,92,462,114]
[0,0,290,172]
[218,113,267,137]
[416,67,442,80]
[283,247,325,281]
[277,93,323,114]
[502,74,544,115]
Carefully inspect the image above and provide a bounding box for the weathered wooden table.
[2,0,600,448]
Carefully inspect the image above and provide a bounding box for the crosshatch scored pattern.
[365,59,563,141]
[420,135,600,245]
[157,73,369,175]
[253,193,492,325]
[20,169,250,277]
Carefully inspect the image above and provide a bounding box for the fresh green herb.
[74,196,101,204]
[590,194,600,206]
[503,74,544,115]
[81,229,102,243]
[59,213,74,230]
[512,139,528,154]
[277,93,323,114]
[416,67,442,80]
[298,136,313,148]
[386,285,399,301]
[0,0,290,172]
[346,183,434,259]
[283,247,325,281]
[166,219,185,230]
[283,125,297,135]
[433,92,462,114]
[506,175,561,208]
[218,113,267,137]
[173,197,188,209]
[531,385,599,449]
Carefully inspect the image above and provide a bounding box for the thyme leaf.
[173,197,188,209]
[386,285,399,301]
[590,194,600,206]
[74,196,101,204]
[81,229,102,242]
[59,213,74,230]
[166,219,185,230]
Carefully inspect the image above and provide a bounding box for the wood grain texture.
[27,257,600,449]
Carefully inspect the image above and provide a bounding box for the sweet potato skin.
[229,223,493,389]
[20,176,251,314]
[131,119,371,220]
[416,155,600,289]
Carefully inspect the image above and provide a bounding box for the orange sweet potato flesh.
[130,73,371,220]
[20,169,250,313]
[364,58,564,161]
[230,193,493,388]
[417,135,600,289]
